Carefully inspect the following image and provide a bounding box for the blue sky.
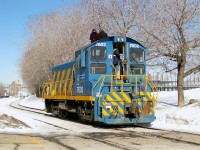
[0,0,79,85]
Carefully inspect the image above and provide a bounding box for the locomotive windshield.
[130,64,145,75]
[130,48,144,62]
[90,46,106,62]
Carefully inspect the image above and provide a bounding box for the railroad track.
[115,128,200,146]
[10,99,200,149]
[10,99,135,149]
[34,118,135,150]
[10,99,46,115]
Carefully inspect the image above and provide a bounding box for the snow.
[19,95,45,110]
[0,96,120,136]
[0,97,60,135]
[151,88,200,134]
[0,88,200,135]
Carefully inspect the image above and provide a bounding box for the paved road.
[0,134,66,150]
[1,130,200,150]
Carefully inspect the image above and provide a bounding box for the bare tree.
[0,82,5,96]
[82,0,149,36]
[135,0,200,106]
[83,0,200,106]
[20,4,91,96]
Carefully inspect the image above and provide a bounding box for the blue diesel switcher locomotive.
[42,36,158,125]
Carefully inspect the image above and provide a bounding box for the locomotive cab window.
[75,53,81,68]
[130,48,144,62]
[130,64,145,75]
[90,63,106,74]
[90,46,106,62]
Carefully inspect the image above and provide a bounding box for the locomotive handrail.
[43,79,71,97]
[91,75,105,107]
[147,75,158,105]
[91,74,158,106]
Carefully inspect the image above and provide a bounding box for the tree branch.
[184,64,200,78]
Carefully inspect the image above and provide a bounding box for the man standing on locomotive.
[90,29,99,43]
[98,29,108,40]
[113,47,121,79]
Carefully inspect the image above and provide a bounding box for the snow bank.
[19,95,45,110]
[151,88,200,134]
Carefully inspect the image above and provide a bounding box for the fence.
[153,80,200,91]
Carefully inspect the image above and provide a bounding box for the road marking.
[29,137,42,144]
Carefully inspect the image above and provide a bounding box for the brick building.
[9,81,22,96]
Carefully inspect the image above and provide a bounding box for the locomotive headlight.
[117,37,124,42]
[141,86,145,91]
[115,37,126,42]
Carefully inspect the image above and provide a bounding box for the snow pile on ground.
[151,88,200,134]
[0,97,72,135]
[0,114,30,129]
[19,95,45,110]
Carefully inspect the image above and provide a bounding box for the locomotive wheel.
[77,106,82,119]
[51,103,59,117]
[58,109,68,118]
